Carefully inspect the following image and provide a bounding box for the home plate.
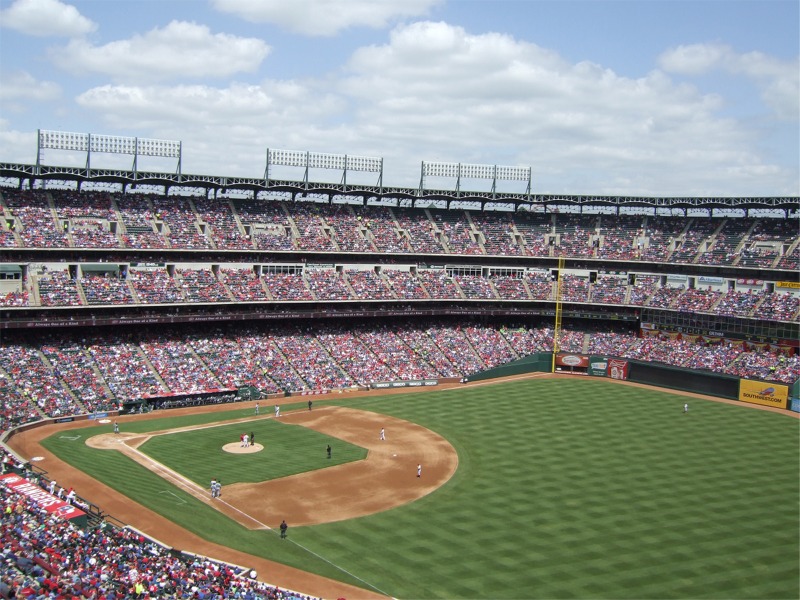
[393,454,397,457]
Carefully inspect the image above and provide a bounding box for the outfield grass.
[41,379,800,599]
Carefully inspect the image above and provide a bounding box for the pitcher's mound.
[222,443,264,454]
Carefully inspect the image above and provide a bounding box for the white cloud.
[73,82,346,175]
[335,22,791,195]
[0,71,61,102]
[0,121,39,163]
[0,0,96,37]
[18,20,794,196]
[659,42,799,121]
[212,0,443,36]
[50,20,270,83]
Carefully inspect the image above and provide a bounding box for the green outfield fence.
[468,352,789,407]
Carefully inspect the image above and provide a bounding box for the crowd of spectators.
[177,269,233,303]
[596,215,640,261]
[343,269,395,300]
[383,270,428,300]
[117,194,170,250]
[3,264,798,322]
[304,269,354,301]
[318,203,374,253]
[0,288,29,307]
[525,272,554,301]
[36,270,83,307]
[194,197,253,251]
[758,291,799,322]
[261,272,314,301]
[0,467,319,599]
[714,289,766,317]
[0,342,81,419]
[671,288,722,313]
[638,217,686,262]
[431,211,482,255]
[139,336,221,395]
[221,268,272,302]
[470,212,521,256]
[129,269,186,304]
[453,274,496,299]
[151,197,213,250]
[554,216,595,258]
[352,207,409,254]
[2,319,796,434]
[2,190,798,265]
[559,274,590,303]
[81,273,135,306]
[669,218,718,264]
[628,275,659,306]
[491,273,529,300]
[188,331,282,395]
[514,213,551,257]
[393,208,444,254]
[416,270,461,300]
[696,219,750,266]
[589,275,627,305]
[291,203,337,252]
[41,342,115,413]
[86,337,168,401]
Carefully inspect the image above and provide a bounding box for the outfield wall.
[468,352,796,407]
[466,353,553,381]
[625,361,740,399]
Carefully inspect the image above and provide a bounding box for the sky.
[0,0,798,198]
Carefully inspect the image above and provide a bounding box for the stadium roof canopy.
[0,161,797,214]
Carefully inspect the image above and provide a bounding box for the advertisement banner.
[371,380,439,389]
[555,353,589,368]
[738,379,789,409]
[607,359,629,380]
[0,474,87,523]
[588,356,608,377]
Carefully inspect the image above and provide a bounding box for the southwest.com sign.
[738,379,789,409]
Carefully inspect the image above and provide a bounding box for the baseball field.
[14,376,800,599]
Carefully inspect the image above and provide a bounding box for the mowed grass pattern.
[42,379,799,599]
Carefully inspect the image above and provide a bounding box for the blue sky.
[1,0,798,197]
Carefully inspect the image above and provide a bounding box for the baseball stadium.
[0,133,799,600]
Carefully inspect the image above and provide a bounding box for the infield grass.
[41,378,800,599]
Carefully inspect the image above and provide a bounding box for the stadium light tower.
[266,148,383,192]
[420,160,532,200]
[36,129,182,177]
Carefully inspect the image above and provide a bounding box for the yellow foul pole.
[551,255,564,372]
